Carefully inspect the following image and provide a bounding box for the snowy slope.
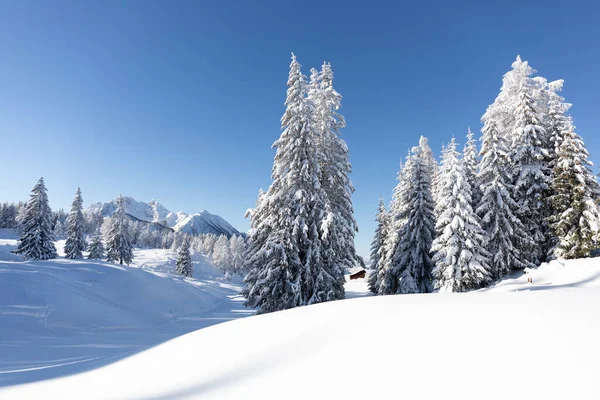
[3,250,600,399]
[85,197,241,237]
[0,229,252,387]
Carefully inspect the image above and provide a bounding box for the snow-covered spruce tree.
[420,136,439,207]
[309,61,356,300]
[463,127,481,208]
[105,195,134,265]
[13,177,58,260]
[202,234,217,256]
[431,138,491,292]
[383,143,436,294]
[377,158,408,295]
[87,227,105,260]
[229,235,247,274]
[482,55,535,142]
[367,197,390,294]
[477,118,533,278]
[64,187,87,259]
[175,237,193,277]
[550,120,600,258]
[243,54,331,314]
[212,234,232,271]
[53,220,66,240]
[544,80,570,169]
[510,79,552,265]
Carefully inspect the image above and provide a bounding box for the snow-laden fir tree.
[420,136,439,207]
[175,237,193,277]
[229,235,247,274]
[544,80,570,168]
[212,234,232,271]
[53,220,66,239]
[202,234,217,256]
[383,142,436,294]
[309,61,356,301]
[477,118,533,278]
[482,55,535,142]
[105,195,134,265]
[550,118,600,259]
[463,127,480,207]
[431,138,491,292]
[87,227,105,260]
[14,177,58,260]
[15,204,28,233]
[243,54,331,313]
[367,197,390,294]
[510,79,551,265]
[377,158,409,295]
[64,188,87,259]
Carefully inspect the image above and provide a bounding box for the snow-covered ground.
[0,229,252,387]
[2,227,600,398]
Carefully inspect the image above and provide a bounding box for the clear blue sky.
[1,0,599,258]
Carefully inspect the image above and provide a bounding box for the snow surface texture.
[86,197,240,237]
[0,229,252,387]
[2,227,600,398]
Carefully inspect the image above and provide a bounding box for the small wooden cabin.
[349,269,367,280]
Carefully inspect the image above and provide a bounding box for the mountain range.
[85,197,240,237]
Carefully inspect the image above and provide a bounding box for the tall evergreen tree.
[477,118,533,278]
[176,237,193,277]
[544,80,570,168]
[510,79,551,265]
[229,235,247,274]
[212,235,232,270]
[383,142,436,294]
[310,61,357,300]
[377,159,409,295]
[64,187,87,259]
[87,227,105,260]
[550,120,600,258]
[482,55,535,142]
[367,197,390,294]
[243,54,330,314]
[105,195,134,265]
[463,127,481,207]
[431,139,491,292]
[14,177,58,260]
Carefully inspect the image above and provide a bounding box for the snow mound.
[4,287,599,399]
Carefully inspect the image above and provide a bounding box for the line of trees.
[10,180,135,265]
[369,56,600,294]
[5,179,247,276]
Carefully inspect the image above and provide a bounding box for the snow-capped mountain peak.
[85,197,240,237]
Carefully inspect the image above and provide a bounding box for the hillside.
[0,229,251,387]
[85,197,240,237]
[2,228,599,398]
